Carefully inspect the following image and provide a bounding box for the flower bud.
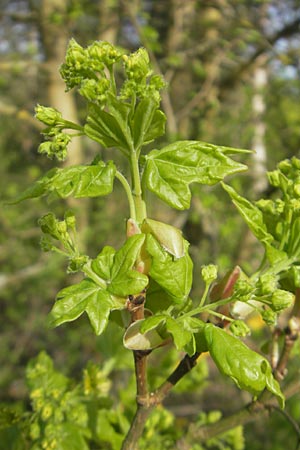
[35,105,63,126]
[38,213,59,239]
[257,273,278,295]
[278,159,291,175]
[291,157,300,170]
[65,211,76,230]
[271,289,294,312]
[261,308,277,325]
[123,48,151,81]
[201,264,218,284]
[229,320,250,337]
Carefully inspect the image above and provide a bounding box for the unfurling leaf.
[143,141,247,210]
[146,234,193,302]
[123,319,166,350]
[142,218,185,258]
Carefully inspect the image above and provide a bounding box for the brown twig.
[121,325,201,450]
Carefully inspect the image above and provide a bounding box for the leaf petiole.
[115,170,137,221]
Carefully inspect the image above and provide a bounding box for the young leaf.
[123,319,166,350]
[85,103,132,153]
[143,141,247,210]
[143,109,166,145]
[7,168,57,203]
[9,161,116,203]
[109,234,149,296]
[52,161,116,198]
[48,279,120,335]
[142,218,185,259]
[144,279,177,312]
[221,183,274,244]
[132,97,162,149]
[146,234,193,302]
[203,323,284,407]
[90,236,148,297]
[91,246,115,280]
[165,317,192,351]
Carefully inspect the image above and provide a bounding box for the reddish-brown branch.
[121,349,201,449]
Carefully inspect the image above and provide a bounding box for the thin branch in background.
[269,405,300,449]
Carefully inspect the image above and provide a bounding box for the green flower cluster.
[37,131,71,161]
[27,352,89,449]
[60,39,123,105]
[35,105,83,161]
[39,211,88,273]
[60,39,165,104]
[121,48,166,102]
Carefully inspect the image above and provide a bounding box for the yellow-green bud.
[257,273,278,295]
[35,105,63,126]
[261,308,277,325]
[271,289,294,312]
[229,320,250,337]
[201,264,218,284]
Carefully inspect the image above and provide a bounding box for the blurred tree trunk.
[98,0,120,43]
[35,0,82,164]
[166,0,196,137]
[252,64,268,195]
[32,0,88,245]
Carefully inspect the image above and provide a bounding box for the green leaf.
[48,279,116,335]
[91,246,115,280]
[143,141,247,210]
[287,217,300,258]
[132,97,161,149]
[53,161,116,198]
[140,314,166,333]
[166,317,192,350]
[142,218,185,258]
[222,183,273,244]
[146,234,193,302]
[9,161,116,203]
[85,103,132,153]
[108,234,149,296]
[143,109,166,144]
[265,245,289,267]
[7,168,57,203]
[145,279,176,312]
[123,319,166,350]
[204,323,284,407]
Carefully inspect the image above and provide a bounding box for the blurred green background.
[0,0,300,448]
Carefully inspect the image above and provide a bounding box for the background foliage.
[1,0,300,448]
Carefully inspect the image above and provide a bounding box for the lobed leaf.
[143,141,247,210]
[48,279,119,336]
